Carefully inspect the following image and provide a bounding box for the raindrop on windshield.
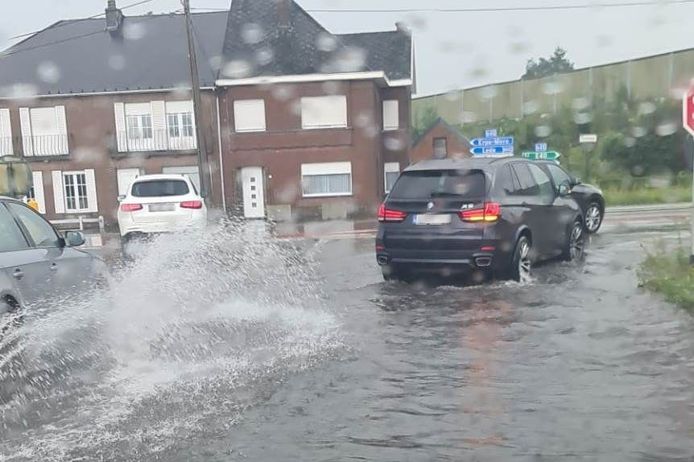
[221,60,253,79]
[241,23,264,45]
[535,125,552,137]
[255,48,274,66]
[572,97,591,111]
[122,22,147,41]
[631,126,647,138]
[316,32,338,52]
[384,137,405,151]
[523,101,539,115]
[638,101,656,115]
[655,121,678,137]
[573,112,593,125]
[623,136,637,147]
[37,61,60,84]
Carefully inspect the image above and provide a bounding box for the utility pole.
[183,0,209,200]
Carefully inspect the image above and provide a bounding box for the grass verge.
[638,244,694,310]
[602,185,692,206]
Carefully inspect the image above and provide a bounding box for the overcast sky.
[1,0,692,96]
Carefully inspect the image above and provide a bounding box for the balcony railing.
[22,134,69,157]
[116,130,197,153]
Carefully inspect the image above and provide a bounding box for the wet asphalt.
[2,226,694,461]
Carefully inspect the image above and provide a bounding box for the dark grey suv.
[0,197,107,321]
[376,158,586,282]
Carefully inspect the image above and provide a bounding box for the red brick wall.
[410,122,470,164]
[0,90,221,226]
[218,80,411,217]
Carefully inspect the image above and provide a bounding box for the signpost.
[470,129,514,157]
[535,143,548,152]
[579,134,598,144]
[682,87,694,264]
[522,151,561,161]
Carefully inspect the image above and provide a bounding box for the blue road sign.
[535,143,548,152]
[471,146,514,156]
[470,137,515,148]
[485,129,498,138]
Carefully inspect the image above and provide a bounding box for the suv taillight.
[180,200,203,209]
[459,202,501,223]
[120,203,143,212]
[378,203,407,222]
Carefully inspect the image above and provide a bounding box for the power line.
[7,0,155,42]
[305,0,694,13]
[192,0,694,13]
[0,9,168,59]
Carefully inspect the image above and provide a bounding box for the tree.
[522,47,575,80]
[412,106,439,140]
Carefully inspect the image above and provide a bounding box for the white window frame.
[165,100,196,150]
[384,162,400,193]
[233,99,267,133]
[62,171,90,213]
[301,162,353,198]
[0,108,13,156]
[300,95,348,130]
[383,100,399,131]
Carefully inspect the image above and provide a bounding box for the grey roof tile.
[0,12,228,97]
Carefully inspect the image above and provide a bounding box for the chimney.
[277,0,291,32]
[105,0,124,33]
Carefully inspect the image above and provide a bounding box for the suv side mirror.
[572,177,582,186]
[117,195,125,202]
[558,183,572,196]
[65,230,86,247]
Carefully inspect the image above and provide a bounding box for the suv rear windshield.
[388,170,486,200]
[131,180,189,198]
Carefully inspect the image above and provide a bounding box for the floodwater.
[2,225,694,461]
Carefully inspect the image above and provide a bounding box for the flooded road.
[3,227,694,461]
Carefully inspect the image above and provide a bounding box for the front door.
[241,167,265,219]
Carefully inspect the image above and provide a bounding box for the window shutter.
[114,102,126,152]
[32,171,46,214]
[0,108,12,155]
[383,100,399,131]
[151,101,167,150]
[52,170,65,214]
[55,106,68,154]
[19,107,33,156]
[300,96,347,129]
[233,100,266,132]
[84,169,98,213]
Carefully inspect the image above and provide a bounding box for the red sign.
[684,87,694,137]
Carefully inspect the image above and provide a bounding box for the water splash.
[0,220,343,461]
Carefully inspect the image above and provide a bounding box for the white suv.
[117,174,207,244]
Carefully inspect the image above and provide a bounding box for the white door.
[117,168,142,197]
[241,167,265,219]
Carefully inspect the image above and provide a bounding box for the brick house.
[216,0,413,220]
[411,118,471,164]
[0,0,413,225]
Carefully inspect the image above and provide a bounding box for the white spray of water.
[0,220,343,461]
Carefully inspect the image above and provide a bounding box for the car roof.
[0,196,22,202]
[404,157,524,173]
[132,174,190,182]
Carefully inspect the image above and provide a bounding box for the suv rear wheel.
[562,219,586,262]
[510,236,532,282]
[584,202,603,234]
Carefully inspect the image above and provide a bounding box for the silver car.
[0,197,107,318]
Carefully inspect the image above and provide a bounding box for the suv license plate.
[149,204,175,212]
[414,214,451,225]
